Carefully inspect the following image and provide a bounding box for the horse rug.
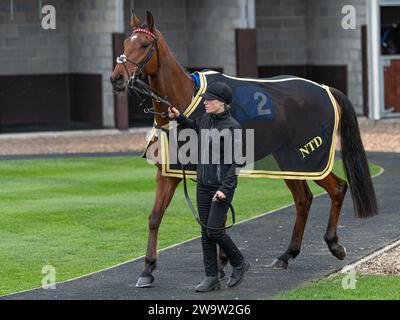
[143,70,339,180]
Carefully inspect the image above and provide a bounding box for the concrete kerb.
[323,235,400,283]
[340,237,400,274]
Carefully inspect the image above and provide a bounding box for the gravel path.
[356,245,400,276]
[358,119,400,153]
[0,129,149,156]
[0,119,399,156]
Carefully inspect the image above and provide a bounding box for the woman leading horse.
[110,11,378,289]
[168,82,250,292]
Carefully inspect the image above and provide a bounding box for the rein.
[177,132,236,231]
[181,165,236,231]
[129,78,172,117]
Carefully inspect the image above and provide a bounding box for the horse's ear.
[130,10,141,29]
[146,11,155,31]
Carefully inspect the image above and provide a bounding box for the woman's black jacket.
[176,109,243,195]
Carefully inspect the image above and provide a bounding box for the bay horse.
[110,11,378,288]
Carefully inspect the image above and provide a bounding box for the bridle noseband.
[115,27,170,118]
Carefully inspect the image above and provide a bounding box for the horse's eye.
[142,43,150,49]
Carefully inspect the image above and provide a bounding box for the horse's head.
[110,11,159,92]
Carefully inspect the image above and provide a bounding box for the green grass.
[0,157,380,295]
[276,274,400,300]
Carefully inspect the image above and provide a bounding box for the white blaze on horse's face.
[122,32,153,76]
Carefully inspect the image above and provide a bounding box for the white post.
[367,0,381,120]
[247,0,255,29]
[10,0,14,20]
[239,0,255,29]
[38,0,42,19]
[115,0,125,33]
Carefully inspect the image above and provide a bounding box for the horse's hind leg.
[271,179,313,269]
[314,172,348,260]
[136,168,181,287]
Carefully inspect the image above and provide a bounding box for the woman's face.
[204,99,225,114]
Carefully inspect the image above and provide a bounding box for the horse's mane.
[153,25,193,80]
[169,50,192,80]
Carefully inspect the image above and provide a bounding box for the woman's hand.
[168,107,180,119]
[212,190,226,201]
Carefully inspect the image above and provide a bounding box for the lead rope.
[179,157,236,231]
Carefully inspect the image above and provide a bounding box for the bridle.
[115,27,170,118]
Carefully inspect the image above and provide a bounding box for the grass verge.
[276,273,400,300]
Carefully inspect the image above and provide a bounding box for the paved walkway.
[1,152,399,300]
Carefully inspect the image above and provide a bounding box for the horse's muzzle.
[110,74,126,92]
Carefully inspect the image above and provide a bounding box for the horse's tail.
[330,87,378,218]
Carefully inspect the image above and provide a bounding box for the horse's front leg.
[136,167,181,287]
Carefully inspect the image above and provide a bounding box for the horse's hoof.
[136,275,154,288]
[331,245,346,260]
[271,258,288,269]
[219,270,225,279]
